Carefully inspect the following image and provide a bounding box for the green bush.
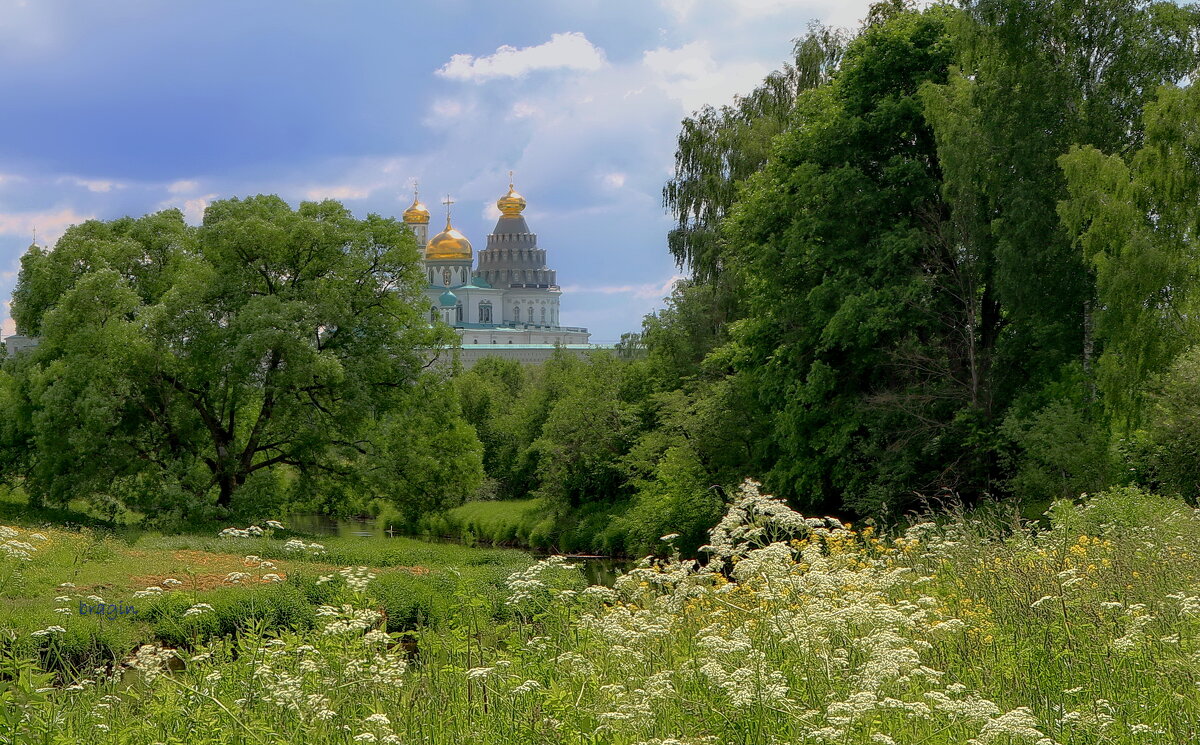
[1146,346,1200,502]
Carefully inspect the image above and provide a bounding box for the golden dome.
[425,216,473,261]
[497,177,526,217]
[402,193,430,225]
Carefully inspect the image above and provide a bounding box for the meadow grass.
[418,497,633,555]
[0,512,533,679]
[4,482,1200,744]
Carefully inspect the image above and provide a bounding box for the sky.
[0,0,879,344]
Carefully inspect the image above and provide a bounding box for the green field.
[4,481,1199,743]
[0,491,536,680]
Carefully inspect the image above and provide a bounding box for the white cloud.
[167,179,199,194]
[659,0,875,27]
[562,274,685,301]
[642,41,770,113]
[601,172,626,189]
[1,301,14,338]
[0,207,93,243]
[64,177,121,193]
[436,32,607,82]
[303,184,372,201]
[509,101,540,119]
[181,195,218,224]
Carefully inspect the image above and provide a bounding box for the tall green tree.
[930,0,1198,392]
[724,4,966,513]
[3,197,476,517]
[1060,81,1200,430]
[662,23,848,288]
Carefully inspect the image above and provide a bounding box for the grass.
[0,501,534,677]
[4,481,1200,743]
[417,497,634,555]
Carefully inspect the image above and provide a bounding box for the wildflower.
[262,573,284,582]
[126,644,177,683]
[968,707,1048,744]
[265,520,285,529]
[183,603,214,618]
[284,538,325,555]
[364,713,391,726]
[31,625,67,637]
[162,578,183,587]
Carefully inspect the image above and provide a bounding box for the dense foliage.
[438,0,1200,554]
[0,198,481,522]
[4,0,1199,548]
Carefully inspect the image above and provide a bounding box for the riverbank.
[414,497,638,557]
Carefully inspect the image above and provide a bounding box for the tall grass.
[4,482,1200,743]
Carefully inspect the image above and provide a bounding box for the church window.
[513,305,521,323]
[455,302,463,323]
[479,302,492,324]
[541,307,546,324]
[430,306,437,322]
[527,306,534,323]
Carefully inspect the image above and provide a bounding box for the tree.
[662,23,848,291]
[1059,81,1200,431]
[4,196,475,517]
[724,5,964,513]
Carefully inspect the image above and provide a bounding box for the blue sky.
[0,0,877,343]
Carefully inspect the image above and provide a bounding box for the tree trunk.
[216,472,235,507]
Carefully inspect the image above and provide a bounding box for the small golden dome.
[402,195,430,225]
[497,179,526,217]
[425,217,473,261]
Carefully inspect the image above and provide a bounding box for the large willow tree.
[3,197,482,519]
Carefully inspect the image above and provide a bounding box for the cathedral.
[401,179,591,347]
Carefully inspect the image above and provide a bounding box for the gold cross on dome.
[442,195,455,223]
[508,170,514,189]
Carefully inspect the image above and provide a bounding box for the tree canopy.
[3,196,481,520]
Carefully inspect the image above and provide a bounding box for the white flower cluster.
[317,604,383,636]
[31,625,67,638]
[1,525,43,561]
[284,538,326,555]
[183,603,214,618]
[338,566,376,594]
[218,525,265,538]
[124,644,176,683]
[569,479,1056,744]
[505,555,579,606]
